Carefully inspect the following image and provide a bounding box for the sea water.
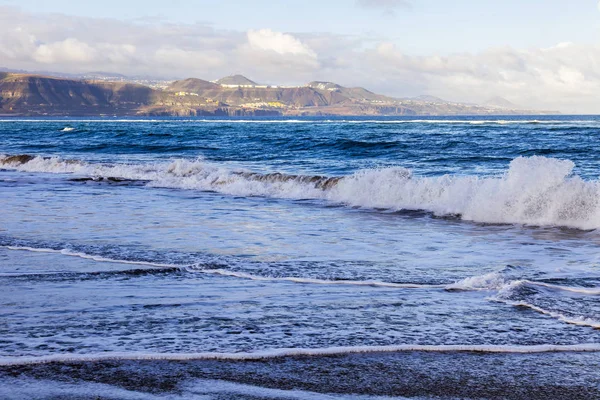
[1,116,600,398]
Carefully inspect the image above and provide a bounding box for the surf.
[3,154,600,230]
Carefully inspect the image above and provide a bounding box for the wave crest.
[3,154,600,229]
[445,272,507,291]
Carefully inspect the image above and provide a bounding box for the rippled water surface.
[1,116,600,398]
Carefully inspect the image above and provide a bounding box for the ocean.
[1,116,600,399]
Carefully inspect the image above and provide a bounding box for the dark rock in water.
[234,171,341,190]
[69,176,148,185]
[70,177,125,182]
[1,154,35,164]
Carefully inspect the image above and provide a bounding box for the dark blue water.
[2,116,600,177]
[1,116,600,399]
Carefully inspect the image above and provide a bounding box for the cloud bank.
[0,6,598,113]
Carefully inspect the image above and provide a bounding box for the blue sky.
[1,1,599,112]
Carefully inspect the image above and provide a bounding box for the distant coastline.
[0,72,557,117]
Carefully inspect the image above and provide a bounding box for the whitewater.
[2,153,600,229]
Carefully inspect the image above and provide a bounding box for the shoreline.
[2,351,599,399]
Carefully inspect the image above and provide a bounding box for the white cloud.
[33,38,96,64]
[1,6,600,112]
[364,41,600,112]
[247,29,316,57]
[154,47,224,69]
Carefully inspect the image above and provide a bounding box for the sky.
[1,0,600,112]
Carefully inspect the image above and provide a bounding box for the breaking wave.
[445,271,507,291]
[3,154,600,229]
[447,268,600,295]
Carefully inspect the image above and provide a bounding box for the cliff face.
[1,75,110,112]
[0,74,368,115]
[138,105,281,117]
[165,84,330,107]
[164,79,390,108]
[0,74,159,115]
[0,74,275,116]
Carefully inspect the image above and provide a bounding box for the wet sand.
[1,351,599,399]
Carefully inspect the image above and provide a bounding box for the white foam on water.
[3,246,178,268]
[0,377,210,400]
[197,268,444,289]
[2,344,600,366]
[7,245,600,301]
[2,245,444,288]
[524,280,600,295]
[445,272,507,291]
[4,155,599,229]
[479,278,600,328]
[5,244,600,333]
[327,156,600,230]
[186,379,406,399]
[447,270,600,295]
[493,297,600,329]
[0,376,406,400]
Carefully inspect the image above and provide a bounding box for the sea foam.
[2,343,600,366]
[493,298,600,329]
[197,268,443,288]
[6,244,600,329]
[4,246,177,268]
[3,154,600,229]
[445,272,507,291]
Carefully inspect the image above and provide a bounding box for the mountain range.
[0,71,555,116]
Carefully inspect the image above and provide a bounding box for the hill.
[484,96,521,109]
[168,78,220,92]
[215,75,258,86]
[164,79,399,109]
[0,73,155,115]
[411,95,449,103]
[165,81,331,107]
[0,72,554,116]
[0,73,267,116]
